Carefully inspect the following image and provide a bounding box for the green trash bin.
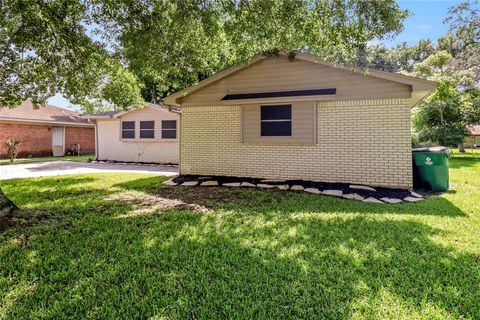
[412,147,451,191]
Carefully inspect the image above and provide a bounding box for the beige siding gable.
[181,56,411,106]
[118,105,179,142]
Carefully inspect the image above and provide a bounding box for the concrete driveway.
[0,161,178,180]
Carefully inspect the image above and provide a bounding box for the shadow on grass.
[115,176,467,217]
[1,176,134,224]
[449,154,480,169]
[1,211,478,318]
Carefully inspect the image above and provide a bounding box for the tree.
[412,50,480,148]
[114,0,410,100]
[0,0,409,215]
[3,138,21,163]
[444,0,480,85]
[413,82,469,147]
[410,1,480,149]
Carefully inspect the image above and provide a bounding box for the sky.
[48,0,462,110]
[381,0,462,47]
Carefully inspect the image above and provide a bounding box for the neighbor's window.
[260,105,292,136]
[121,121,135,139]
[140,121,155,139]
[162,120,177,139]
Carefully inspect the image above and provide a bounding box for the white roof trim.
[111,103,176,118]
[0,116,94,127]
[82,103,177,120]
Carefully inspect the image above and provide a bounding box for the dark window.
[260,105,292,136]
[162,120,177,139]
[140,121,155,139]
[121,121,135,139]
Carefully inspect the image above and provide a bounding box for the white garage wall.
[96,106,179,164]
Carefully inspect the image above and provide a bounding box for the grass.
[0,156,479,319]
[0,155,93,166]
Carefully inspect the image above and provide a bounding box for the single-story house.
[164,52,437,189]
[464,125,480,148]
[0,100,95,158]
[83,103,180,164]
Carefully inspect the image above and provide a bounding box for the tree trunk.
[0,187,20,218]
[458,144,466,153]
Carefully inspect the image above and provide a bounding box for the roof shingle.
[0,100,91,125]
[468,125,480,136]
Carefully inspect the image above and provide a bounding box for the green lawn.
[0,155,479,319]
[0,155,93,166]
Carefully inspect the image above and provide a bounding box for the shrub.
[4,138,21,163]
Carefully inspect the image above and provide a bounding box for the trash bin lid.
[412,146,449,153]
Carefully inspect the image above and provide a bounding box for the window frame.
[121,121,135,139]
[260,104,292,137]
[161,120,177,139]
[139,121,155,139]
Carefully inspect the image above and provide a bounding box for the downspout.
[93,120,99,160]
[163,103,182,171]
[178,112,182,172]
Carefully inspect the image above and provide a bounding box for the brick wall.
[180,98,413,188]
[0,122,53,157]
[64,126,95,154]
[0,123,95,158]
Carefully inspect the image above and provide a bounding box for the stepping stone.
[343,193,364,201]
[363,197,383,204]
[304,188,321,194]
[222,182,241,187]
[380,197,402,204]
[290,185,304,191]
[322,189,343,197]
[257,184,275,188]
[240,182,256,188]
[404,196,422,202]
[350,185,376,192]
[276,184,290,190]
[163,179,177,186]
[181,181,198,187]
[200,180,218,187]
[410,191,423,198]
[260,179,286,183]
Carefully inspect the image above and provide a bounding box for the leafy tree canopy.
[0,0,409,111]
[360,1,479,147]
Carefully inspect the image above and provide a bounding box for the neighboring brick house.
[0,100,95,158]
[164,52,437,189]
[83,103,179,164]
[465,125,480,148]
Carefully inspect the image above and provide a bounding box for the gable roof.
[82,103,178,120]
[164,51,437,106]
[0,100,93,127]
[468,125,480,136]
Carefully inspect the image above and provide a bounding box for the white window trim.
[121,121,135,139]
[161,120,177,139]
[139,121,155,139]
